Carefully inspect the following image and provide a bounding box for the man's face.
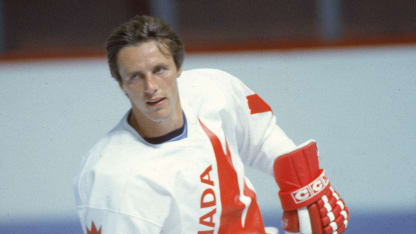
[117,40,182,124]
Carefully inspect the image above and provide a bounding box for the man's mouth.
[146,97,166,106]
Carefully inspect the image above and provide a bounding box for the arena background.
[1,1,415,233]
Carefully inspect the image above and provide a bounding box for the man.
[74,15,349,234]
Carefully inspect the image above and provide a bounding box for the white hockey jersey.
[73,69,296,234]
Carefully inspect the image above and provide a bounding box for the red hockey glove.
[273,141,349,234]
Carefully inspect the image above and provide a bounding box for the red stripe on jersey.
[246,94,272,114]
[199,120,266,234]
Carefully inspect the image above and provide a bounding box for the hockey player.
[74,15,349,234]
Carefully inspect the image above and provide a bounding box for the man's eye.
[130,73,140,79]
[154,66,166,73]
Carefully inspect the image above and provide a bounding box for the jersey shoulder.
[74,120,138,204]
[78,121,132,172]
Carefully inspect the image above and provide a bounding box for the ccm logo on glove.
[292,171,329,204]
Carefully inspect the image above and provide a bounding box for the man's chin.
[146,112,172,123]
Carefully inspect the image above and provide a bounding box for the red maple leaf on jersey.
[86,221,102,234]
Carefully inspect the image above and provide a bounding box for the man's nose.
[144,73,157,94]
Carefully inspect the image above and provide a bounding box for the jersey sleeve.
[220,70,297,175]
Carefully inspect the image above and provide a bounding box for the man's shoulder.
[77,120,135,174]
[74,122,147,203]
[90,122,127,154]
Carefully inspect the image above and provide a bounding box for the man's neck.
[128,109,184,139]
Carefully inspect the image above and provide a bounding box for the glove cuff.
[279,169,330,210]
[273,140,331,210]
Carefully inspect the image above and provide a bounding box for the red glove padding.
[274,141,350,233]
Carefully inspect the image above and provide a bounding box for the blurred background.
[1,0,415,57]
[1,0,415,233]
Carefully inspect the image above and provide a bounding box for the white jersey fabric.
[74,69,296,234]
